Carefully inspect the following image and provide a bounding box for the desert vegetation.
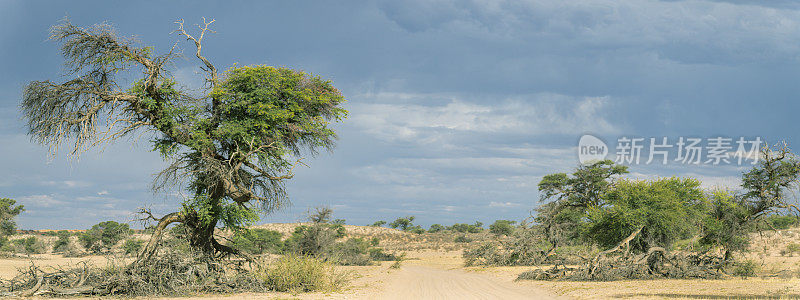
[462,144,800,282]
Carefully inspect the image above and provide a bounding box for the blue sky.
[2,0,800,229]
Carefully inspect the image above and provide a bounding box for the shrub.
[259,254,347,292]
[368,247,400,261]
[454,235,472,243]
[489,220,516,236]
[765,215,799,230]
[123,239,144,256]
[326,238,371,266]
[80,221,132,253]
[230,229,283,255]
[408,226,425,234]
[732,259,759,278]
[0,198,24,237]
[370,221,386,227]
[52,230,73,253]
[284,225,336,256]
[784,243,800,256]
[389,216,416,231]
[449,222,484,233]
[428,224,445,233]
[12,236,47,255]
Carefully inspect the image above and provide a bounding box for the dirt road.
[374,264,558,300]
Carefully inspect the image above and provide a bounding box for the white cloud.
[349,92,619,144]
[18,194,65,208]
[489,201,521,208]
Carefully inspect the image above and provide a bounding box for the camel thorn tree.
[21,18,347,262]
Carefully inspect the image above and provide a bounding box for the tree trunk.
[183,211,219,256]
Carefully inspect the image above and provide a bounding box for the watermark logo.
[578,134,609,164]
[577,135,763,166]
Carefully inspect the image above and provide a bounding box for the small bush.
[230,229,284,255]
[408,226,425,234]
[326,238,371,266]
[454,235,472,243]
[52,230,71,253]
[428,224,445,233]
[370,221,386,227]
[123,239,144,256]
[449,222,484,233]
[259,254,347,292]
[80,221,131,253]
[765,215,799,230]
[12,236,47,255]
[284,225,336,256]
[489,220,516,236]
[369,247,400,261]
[784,243,800,256]
[389,216,416,231]
[732,259,759,278]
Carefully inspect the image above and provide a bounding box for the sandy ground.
[5,226,800,299]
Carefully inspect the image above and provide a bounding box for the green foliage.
[12,236,46,255]
[732,259,759,278]
[79,221,131,253]
[783,243,800,256]
[22,21,348,253]
[0,198,24,237]
[764,215,799,230]
[123,239,144,256]
[538,160,629,208]
[584,177,706,252]
[326,238,371,266]
[489,220,516,236]
[230,229,284,255]
[536,160,629,250]
[258,254,347,292]
[370,221,386,227]
[454,235,472,243]
[448,222,484,233]
[700,190,753,255]
[284,225,336,256]
[428,224,445,233]
[52,230,73,253]
[389,216,415,231]
[331,219,346,225]
[368,247,400,261]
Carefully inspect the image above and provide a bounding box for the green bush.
[489,220,516,236]
[259,254,347,292]
[732,259,759,278]
[765,215,799,230]
[784,243,800,256]
[79,221,131,253]
[368,247,400,261]
[370,221,386,227]
[230,229,284,255]
[52,230,73,253]
[449,222,484,233]
[284,225,336,256]
[389,216,416,231]
[12,236,47,255]
[408,226,425,234]
[122,239,144,256]
[454,235,472,243]
[428,224,445,233]
[326,238,371,266]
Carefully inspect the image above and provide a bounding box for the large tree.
[21,19,347,260]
